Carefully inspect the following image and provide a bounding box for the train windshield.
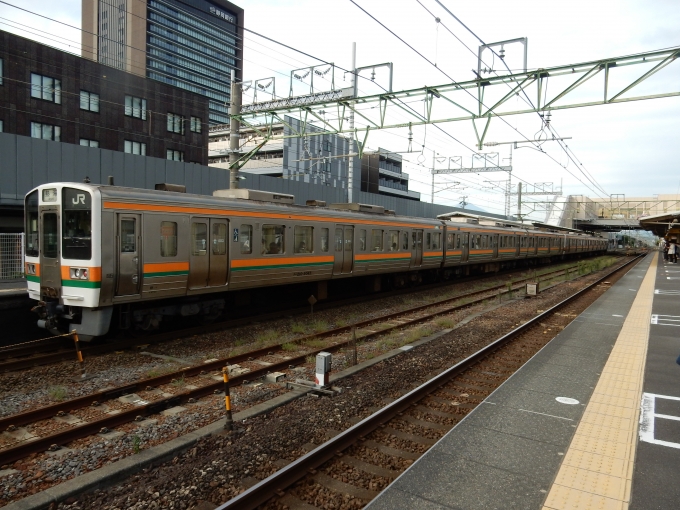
[25,190,39,257]
[62,187,92,260]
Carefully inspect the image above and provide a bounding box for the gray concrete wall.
[0,132,502,220]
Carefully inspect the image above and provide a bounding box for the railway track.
[213,254,644,510]
[0,259,599,372]
[0,256,625,469]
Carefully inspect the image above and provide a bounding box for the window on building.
[160,222,177,257]
[323,140,331,152]
[167,149,184,161]
[124,95,147,119]
[80,91,99,112]
[167,112,185,134]
[30,73,61,103]
[294,226,313,253]
[190,116,202,133]
[124,140,146,155]
[30,122,60,141]
[239,224,252,254]
[80,139,99,148]
[0,58,3,85]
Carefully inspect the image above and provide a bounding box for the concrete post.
[347,42,356,203]
[229,69,241,190]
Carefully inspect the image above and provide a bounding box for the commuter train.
[24,183,608,339]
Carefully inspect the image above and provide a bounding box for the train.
[24,182,608,339]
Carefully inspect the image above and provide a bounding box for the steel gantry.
[233,47,680,152]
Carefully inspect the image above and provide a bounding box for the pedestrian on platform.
[661,239,668,261]
[669,240,677,263]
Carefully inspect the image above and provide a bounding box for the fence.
[0,234,24,279]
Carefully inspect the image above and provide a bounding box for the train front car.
[25,183,108,340]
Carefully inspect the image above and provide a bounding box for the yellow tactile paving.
[543,253,657,510]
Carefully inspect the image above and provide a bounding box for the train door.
[492,234,499,258]
[461,232,469,262]
[116,213,141,296]
[333,225,354,275]
[411,230,423,266]
[189,217,228,289]
[40,209,61,295]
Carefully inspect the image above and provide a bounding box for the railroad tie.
[312,472,380,501]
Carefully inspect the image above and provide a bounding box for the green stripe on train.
[144,271,190,278]
[62,280,101,289]
[232,261,334,272]
[26,275,40,283]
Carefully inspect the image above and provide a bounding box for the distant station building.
[0,29,209,164]
[82,0,244,125]
[209,120,420,201]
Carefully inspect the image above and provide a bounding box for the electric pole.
[347,42,356,203]
[229,69,242,189]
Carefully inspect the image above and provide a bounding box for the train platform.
[0,278,27,297]
[367,252,680,510]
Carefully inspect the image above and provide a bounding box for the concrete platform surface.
[367,255,656,510]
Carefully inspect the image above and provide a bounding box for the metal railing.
[0,233,25,280]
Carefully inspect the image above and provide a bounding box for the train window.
[294,226,313,253]
[359,230,367,251]
[432,232,441,250]
[320,228,329,252]
[239,225,252,254]
[121,219,137,253]
[192,223,207,256]
[425,232,431,250]
[446,233,454,250]
[345,228,353,252]
[212,223,227,255]
[402,232,409,250]
[456,235,461,249]
[262,225,285,254]
[372,229,383,251]
[483,235,489,249]
[335,228,343,252]
[388,230,399,251]
[160,222,177,257]
[43,212,58,258]
[62,188,92,260]
[25,190,39,257]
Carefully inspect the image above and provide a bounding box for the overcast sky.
[1,0,678,216]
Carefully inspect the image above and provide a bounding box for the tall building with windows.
[82,0,243,125]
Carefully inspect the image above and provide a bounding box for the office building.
[0,29,209,164]
[361,149,421,201]
[82,0,243,125]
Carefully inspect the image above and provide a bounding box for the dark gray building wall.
[0,132,502,231]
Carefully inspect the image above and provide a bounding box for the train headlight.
[70,267,89,280]
[25,263,36,275]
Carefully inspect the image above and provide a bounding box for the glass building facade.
[146,0,242,125]
[84,0,243,125]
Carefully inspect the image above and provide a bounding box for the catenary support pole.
[517,182,522,222]
[229,69,242,190]
[347,42,356,203]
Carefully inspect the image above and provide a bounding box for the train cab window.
[160,222,178,257]
[432,232,441,250]
[359,229,367,251]
[294,226,313,253]
[62,187,92,260]
[212,223,227,255]
[320,228,329,252]
[191,223,207,256]
[446,233,454,250]
[25,190,39,257]
[239,225,252,254]
[262,225,285,254]
[388,230,399,251]
[43,212,58,258]
[372,229,383,251]
[402,232,409,250]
